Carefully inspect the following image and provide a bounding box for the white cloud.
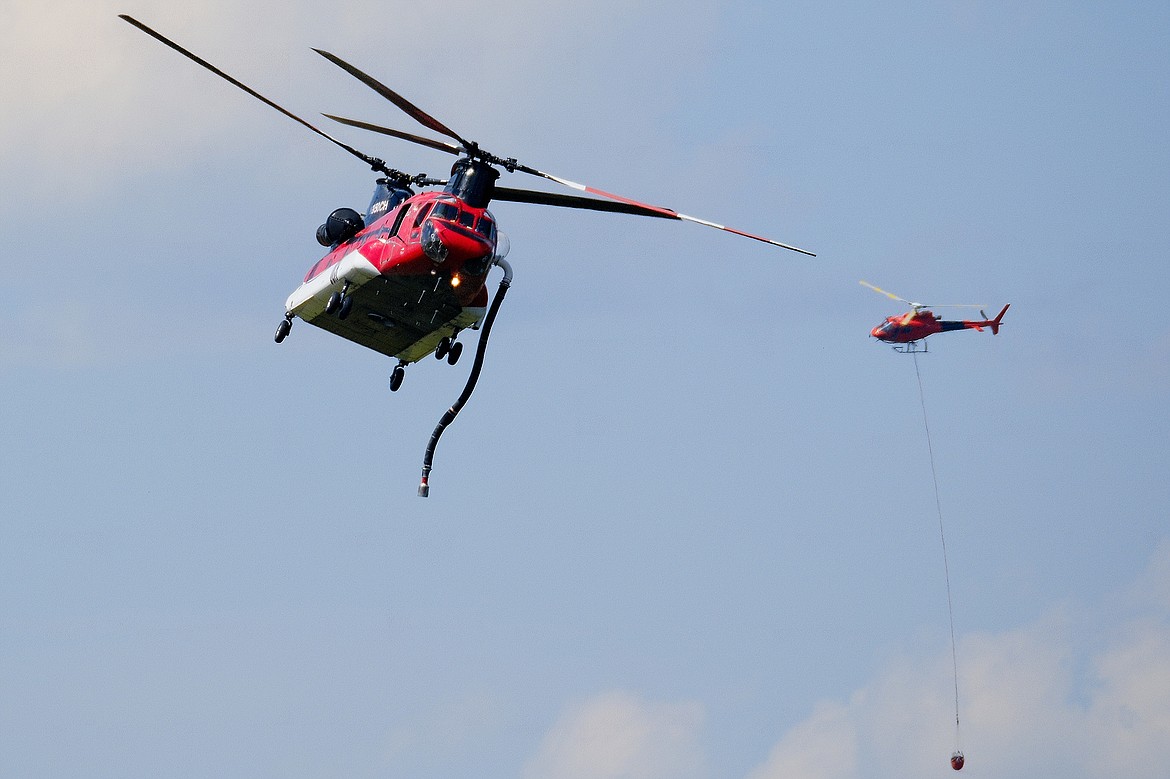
[744,541,1170,779]
[524,690,707,779]
[527,543,1170,779]
[1083,620,1170,776]
[745,700,858,779]
[745,619,1170,779]
[1,0,263,200]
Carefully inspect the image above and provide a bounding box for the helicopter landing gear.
[434,335,464,365]
[389,363,406,392]
[894,340,928,354]
[274,313,293,343]
[326,283,354,320]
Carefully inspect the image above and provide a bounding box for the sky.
[2,1,1169,777]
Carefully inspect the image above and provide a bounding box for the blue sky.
[3,1,1169,777]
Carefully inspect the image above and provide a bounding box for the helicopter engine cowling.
[316,207,365,247]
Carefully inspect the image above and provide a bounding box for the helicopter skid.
[892,340,928,354]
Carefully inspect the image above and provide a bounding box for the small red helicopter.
[860,281,1009,353]
[120,16,814,494]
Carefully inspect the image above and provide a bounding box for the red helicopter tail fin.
[989,304,1010,335]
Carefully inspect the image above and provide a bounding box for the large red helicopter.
[119,16,814,494]
[860,281,1009,353]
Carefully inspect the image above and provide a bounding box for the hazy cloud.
[524,690,707,779]
[745,541,1170,779]
[527,543,1170,779]
[745,700,858,779]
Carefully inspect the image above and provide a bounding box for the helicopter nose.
[422,218,492,266]
[870,325,884,339]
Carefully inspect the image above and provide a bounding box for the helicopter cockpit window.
[431,202,459,222]
[458,210,477,229]
[412,202,433,229]
[475,215,495,242]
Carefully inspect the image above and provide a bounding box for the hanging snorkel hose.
[418,256,513,497]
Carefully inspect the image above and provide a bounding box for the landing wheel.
[338,294,354,320]
[389,365,405,392]
[274,316,292,343]
[435,336,451,360]
[446,340,463,365]
[325,291,342,315]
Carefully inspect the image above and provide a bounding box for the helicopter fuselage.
[870,307,1008,344]
[285,187,499,363]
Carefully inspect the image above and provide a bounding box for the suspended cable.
[912,351,964,771]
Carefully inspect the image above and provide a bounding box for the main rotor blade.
[859,281,985,310]
[312,48,473,150]
[860,280,913,305]
[311,48,813,255]
[507,165,814,255]
[118,15,394,175]
[323,114,462,156]
[492,187,677,219]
